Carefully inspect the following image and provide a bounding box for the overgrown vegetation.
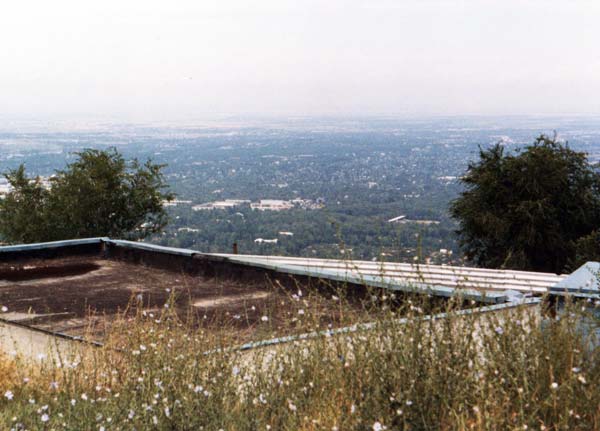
[451,134,600,273]
[0,148,173,244]
[0,290,598,430]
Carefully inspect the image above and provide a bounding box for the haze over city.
[1,0,599,121]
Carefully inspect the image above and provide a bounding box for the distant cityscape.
[2,116,600,264]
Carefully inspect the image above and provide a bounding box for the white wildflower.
[40,414,49,422]
[4,390,13,400]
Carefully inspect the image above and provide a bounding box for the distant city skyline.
[1,0,599,121]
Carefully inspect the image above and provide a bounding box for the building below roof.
[251,199,294,211]
[1,238,598,360]
[388,215,406,223]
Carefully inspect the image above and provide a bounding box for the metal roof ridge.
[210,253,566,278]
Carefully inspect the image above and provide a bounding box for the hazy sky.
[1,0,599,120]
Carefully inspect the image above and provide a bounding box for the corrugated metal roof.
[208,254,567,300]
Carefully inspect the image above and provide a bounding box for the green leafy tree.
[450,135,600,273]
[0,148,174,244]
[573,230,600,268]
[0,165,51,244]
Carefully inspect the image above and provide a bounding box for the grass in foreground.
[0,290,599,430]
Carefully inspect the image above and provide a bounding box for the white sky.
[1,0,599,120]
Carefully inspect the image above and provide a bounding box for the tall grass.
[0,289,598,430]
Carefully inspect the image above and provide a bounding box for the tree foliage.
[0,148,174,244]
[450,135,600,273]
[573,229,600,268]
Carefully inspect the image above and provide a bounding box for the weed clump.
[0,289,598,430]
